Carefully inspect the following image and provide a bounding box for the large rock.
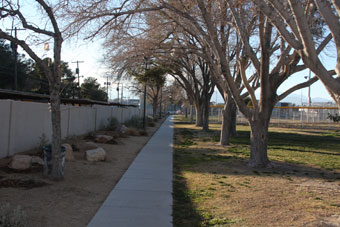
[31,156,44,165]
[320,215,340,227]
[80,142,98,152]
[85,147,106,162]
[116,125,128,135]
[8,155,32,170]
[62,143,75,161]
[95,135,113,143]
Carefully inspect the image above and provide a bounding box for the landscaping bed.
[0,117,165,227]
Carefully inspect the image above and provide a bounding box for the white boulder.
[86,147,106,162]
[116,125,128,134]
[8,155,32,170]
[80,142,98,152]
[62,143,75,161]
[95,135,113,143]
[31,156,44,165]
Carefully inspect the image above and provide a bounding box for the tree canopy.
[80,77,108,102]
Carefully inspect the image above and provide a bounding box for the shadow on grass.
[173,149,202,227]
[270,146,340,156]
[176,123,340,156]
[174,125,340,180]
[175,146,340,181]
[173,121,340,226]
[174,121,196,125]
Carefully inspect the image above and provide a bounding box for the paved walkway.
[88,116,173,227]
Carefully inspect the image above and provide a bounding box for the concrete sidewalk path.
[88,116,173,227]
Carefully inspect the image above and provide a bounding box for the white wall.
[0,100,141,158]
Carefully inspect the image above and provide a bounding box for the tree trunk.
[248,117,271,168]
[49,86,64,180]
[195,105,203,126]
[202,96,210,131]
[152,101,157,119]
[230,102,237,137]
[220,99,237,145]
[190,105,194,123]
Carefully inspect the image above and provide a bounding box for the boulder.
[62,143,75,161]
[31,156,44,165]
[116,125,128,135]
[320,215,340,227]
[8,155,32,170]
[95,135,113,143]
[80,142,98,152]
[85,147,106,162]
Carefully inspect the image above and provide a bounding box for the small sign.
[44,43,49,51]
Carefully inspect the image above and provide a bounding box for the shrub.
[328,113,340,123]
[124,116,143,129]
[107,117,119,130]
[0,203,27,227]
[138,130,148,136]
[147,121,156,127]
[125,128,140,136]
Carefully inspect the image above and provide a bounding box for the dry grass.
[173,116,340,227]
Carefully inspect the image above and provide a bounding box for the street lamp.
[159,86,162,119]
[143,56,149,129]
[304,70,312,106]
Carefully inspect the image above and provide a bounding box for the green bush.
[107,117,119,130]
[0,203,27,227]
[138,130,148,136]
[124,116,143,129]
[147,121,156,127]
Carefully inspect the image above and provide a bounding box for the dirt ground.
[173,123,340,227]
[185,160,340,226]
[0,119,164,227]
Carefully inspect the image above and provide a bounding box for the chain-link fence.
[209,105,340,130]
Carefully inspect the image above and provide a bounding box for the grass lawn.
[173,116,340,227]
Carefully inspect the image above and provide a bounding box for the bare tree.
[167,50,215,131]
[254,0,337,106]
[0,0,64,179]
[160,0,326,167]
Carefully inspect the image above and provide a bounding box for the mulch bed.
[0,178,48,189]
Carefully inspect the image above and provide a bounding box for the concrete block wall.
[0,100,141,158]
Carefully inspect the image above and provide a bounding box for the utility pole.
[121,83,124,104]
[117,82,120,103]
[104,75,111,103]
[308,70,312,106]
[71,60,84,98]
[159,86,162,119]
[6,27,25,91]
[143,83,147,129]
